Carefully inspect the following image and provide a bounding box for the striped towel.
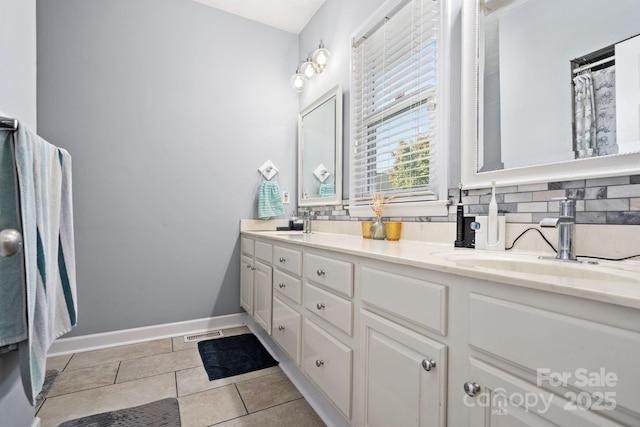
[14,123,77,405]
[257,181,284,219]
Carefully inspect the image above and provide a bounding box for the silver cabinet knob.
[279,257,287,263]
[0,229,22,257]
[421,358,436,372]
[463,382,481,397]
[245,264,252,269]
[278,325,285,331]
[279,283,286,288]
[316,268,325,276]
[316,302,325,310]
[315,359,324,367]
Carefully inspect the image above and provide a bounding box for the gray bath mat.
[58,398,181,427]
[36,369,59,407]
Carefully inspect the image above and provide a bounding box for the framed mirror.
[461,0,640,189]
[298,85,343,206]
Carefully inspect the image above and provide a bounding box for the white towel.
[14,123,77,405]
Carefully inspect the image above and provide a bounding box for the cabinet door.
[466,358,622,427]
[360,310,447,427]
[272,297,301,365]
[240,255,254,314]
[253,260,272,335]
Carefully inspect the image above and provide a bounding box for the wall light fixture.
[291,40,331,91]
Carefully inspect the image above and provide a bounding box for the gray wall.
[0,0,38,424]
[36,0,298,336]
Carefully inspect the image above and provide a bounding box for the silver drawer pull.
[278,325,285,331]
[316,268,325,276]
[463,382,481,397]
[279,283,286,288]
[279,257,287,263]
[315,359,324,367]
[421,358,436,372]
[316,302,325,310]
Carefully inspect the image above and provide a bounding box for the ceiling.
[192,0,326,34]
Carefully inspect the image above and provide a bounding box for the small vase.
[369,218,386,240]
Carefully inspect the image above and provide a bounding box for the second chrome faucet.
[539,198,577,261]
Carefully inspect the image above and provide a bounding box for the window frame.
[348,0,450,218]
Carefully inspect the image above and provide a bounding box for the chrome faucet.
[303,212,312,234]
[539,198,577,261]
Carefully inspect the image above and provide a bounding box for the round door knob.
[278,325,285,331]
[316,302,325,310]
[0,229,22,257]
[279,283,286,288]
[463,382,481,397]
[315,359,324,367]
[316,268,325,276]
[421,358,436,372]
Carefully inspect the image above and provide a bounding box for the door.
[0,130,26,346]
[360,310,447,427]
[240,254,254,315]
[253,260,272,335]
[466,358,621,427]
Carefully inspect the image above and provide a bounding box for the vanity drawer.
[273,245,302,276]
[241,237,254,256]
[361,266,447,336]
[304,283,353,336]
[273,269,302,304]
[254,241,272,263]
[303,319,353,418]
[469,293,640,415]
[305,252,353,297]
[272,297,301,365]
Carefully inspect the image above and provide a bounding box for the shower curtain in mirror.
[573,66,617,158]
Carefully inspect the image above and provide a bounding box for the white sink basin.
[432,251,639,285]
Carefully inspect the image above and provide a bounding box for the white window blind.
[351,0,441,206]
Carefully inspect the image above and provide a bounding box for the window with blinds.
[351,0,442,207]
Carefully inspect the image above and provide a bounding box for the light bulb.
[300,58,316,80]
[290,70,305,92]
[312,41,331,71]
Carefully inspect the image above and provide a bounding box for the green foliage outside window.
[389,137,430,190]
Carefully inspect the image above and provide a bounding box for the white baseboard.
[48,313,249,357]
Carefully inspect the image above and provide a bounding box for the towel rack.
[0,116,18,131]
[258,160,279,181]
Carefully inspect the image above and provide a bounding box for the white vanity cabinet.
[239,231,640,427]
[239,237,273,335]
[302,250,355,419]
[359,263,448,427]
[461,287,640,427]
[239,237,255,314]
[272,244,303,365]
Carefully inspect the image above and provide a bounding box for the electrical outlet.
[282,191,290,204]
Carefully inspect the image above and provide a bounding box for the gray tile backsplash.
[297,175,640,225]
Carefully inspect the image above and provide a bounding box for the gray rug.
[36,369,60,407]
[58,398,181,427]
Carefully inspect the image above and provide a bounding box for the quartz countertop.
[241,230,640,310]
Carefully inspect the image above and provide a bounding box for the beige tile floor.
[37,326,326,427]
